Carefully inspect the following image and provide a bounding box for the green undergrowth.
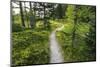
[12,30,50,66]
[56,22,93,62]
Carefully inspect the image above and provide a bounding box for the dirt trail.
[49,29,63,63]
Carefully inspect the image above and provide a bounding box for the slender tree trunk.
[19,1,25,27]
[43,4,46,27]
[29,2,34,28]
[29,2,33,15]
[33,2,36,27]
[24,2,29,28]
[43,3,50,29]
[29,2,36,28]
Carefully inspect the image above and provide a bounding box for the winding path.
[50,28,64,63]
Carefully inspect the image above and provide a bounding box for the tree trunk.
[24,2,29,28]
[43,4,46,27]
[19,1,25,27]
[29,2,34,28]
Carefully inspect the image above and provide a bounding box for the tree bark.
[24,2,29,28]
[29,2,34,28]
[19,1,25,27]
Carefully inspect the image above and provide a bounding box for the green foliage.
[12,23,24,32]
[13,14,21,24]
[12,30,50,66]
[50,20,62,30]
[56,21,94,62]
[36,21,44,30]
[55,5,96,62]
[77,6,96,23]
[84,6,96,60]
[56,31,72,62]
[66,5,75,23]
[61,23,74,34]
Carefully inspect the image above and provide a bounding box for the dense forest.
[11,1,96,66]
